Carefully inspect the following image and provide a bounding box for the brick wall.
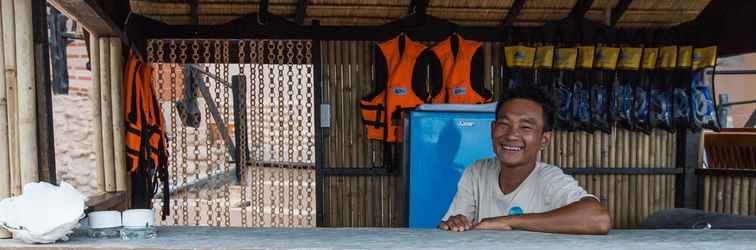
[65,39,93,96]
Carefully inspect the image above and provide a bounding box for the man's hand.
[438,215,473,232]
[473,217,513,230]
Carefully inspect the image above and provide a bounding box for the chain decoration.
[168,40,179,225]
[145,39,316,228]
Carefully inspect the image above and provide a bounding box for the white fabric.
[0,182,87,244]
[442,159,597,223]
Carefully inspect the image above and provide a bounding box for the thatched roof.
[130,0,711,27]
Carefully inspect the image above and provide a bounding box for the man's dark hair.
[494,86,556,132]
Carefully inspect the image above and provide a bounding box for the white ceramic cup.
[122,209,154,229]
[88,211,122,229]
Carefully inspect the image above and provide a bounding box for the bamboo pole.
[334,41,344,168]
[348,41,358,167]
[750,177,756,215]
[703,175,711,211]
[14,0,37,185]
[628,174,636,227]
[99,38,115,192]
[358,41,369,166]
[608,126,616,227]
[0,5,9,238]
[109,38,127,191]
[2,0,20,197]
[568,131,576,168]
[715,176,722,213]
[734,177,743,215]
[592,132,598,167]
[0,4,9,198]
[724,176,733,214]
[556,131,563,166]
[324,41,333,166]
[90,35,105,192]
[742,177,750,215]
[580,131,587,167]
[620,174,628,228]
[617,129,625,227]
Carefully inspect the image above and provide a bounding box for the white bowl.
[88,211,122,229]
[122,209,154,229]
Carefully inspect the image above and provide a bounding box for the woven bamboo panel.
[322,175,404,227]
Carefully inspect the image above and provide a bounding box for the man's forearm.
[480,198,611,235]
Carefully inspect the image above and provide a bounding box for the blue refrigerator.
[403,105,496,228]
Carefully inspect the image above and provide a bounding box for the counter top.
[1,226,756,250]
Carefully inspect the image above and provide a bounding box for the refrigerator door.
[407,110,495,228]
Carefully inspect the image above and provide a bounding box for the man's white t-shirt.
[442,158,596,223]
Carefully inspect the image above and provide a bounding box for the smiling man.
[437,86,611,235]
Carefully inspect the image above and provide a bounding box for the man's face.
[491,98,551,168]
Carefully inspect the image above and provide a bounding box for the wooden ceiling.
[129,0,711,27]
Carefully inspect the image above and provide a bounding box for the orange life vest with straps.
[124,51,170,218]
[431,34,493,104]
[360,35,427,142]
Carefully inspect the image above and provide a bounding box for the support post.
[675,131,703,209]
[312,20,324,227]
[33,0,56,184]
[14,0,40,186]
[90,35,105,192]
[110,37,127,191]
[1,0,20,196]
[99,37,115,192]
[0,0,10,240]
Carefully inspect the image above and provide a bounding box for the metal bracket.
[190,65,238,163]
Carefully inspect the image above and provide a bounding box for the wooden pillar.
[32,0,55,183]
[90,35,105,192]
[109,37,126,191]
[676,131,703,208]
[13,0,38,185]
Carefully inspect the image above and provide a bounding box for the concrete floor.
[1,226,756,250]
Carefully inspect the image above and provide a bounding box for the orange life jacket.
[124,51,170,218]
[360,35,427,142]
[431,34,493,104]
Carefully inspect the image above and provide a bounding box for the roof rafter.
[502,0,527,26]
[568,0,595,19]
[295,0,308,25]
[610,0,634,27]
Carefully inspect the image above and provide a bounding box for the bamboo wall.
[702,132,756,216]
[320,40,678,229]
[703,176,756,216]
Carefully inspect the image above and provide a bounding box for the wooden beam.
[502,0,527,26]
[85,191,128,212]
[610,0,633,27]
[32,0,56,184]
[47,0,121,36]
[295,0,308,25]
[568,0,595,19]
